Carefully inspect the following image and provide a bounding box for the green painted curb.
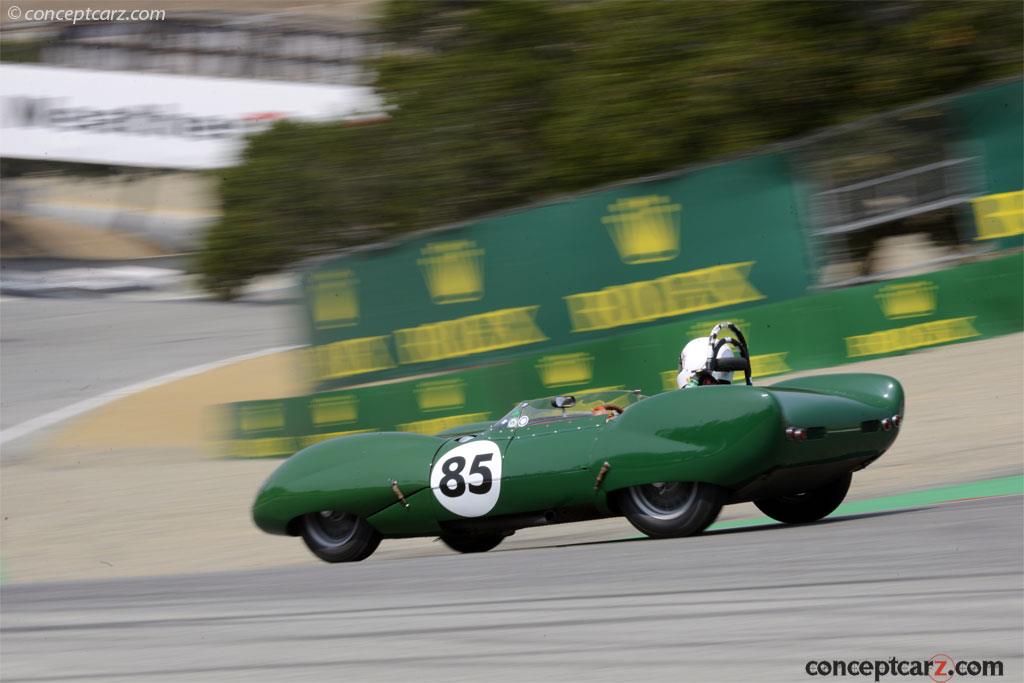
[709,474,1024,533]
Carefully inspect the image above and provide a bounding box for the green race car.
[252,324,904,562]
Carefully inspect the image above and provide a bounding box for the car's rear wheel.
[618,481,725,538]
[300,511,381,563]
[439,531,506,554]
[754,472,852,524]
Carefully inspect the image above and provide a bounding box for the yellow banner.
[397,412,491,435]
[972,190,1023,240]
[222,436,299,458]
[750,351,792,378]
[845,317,980,358]
[394,306,547,364]
[223,430,374,456]
[564,261,764,333]
[298,429,373,448]
[314,335,396,381]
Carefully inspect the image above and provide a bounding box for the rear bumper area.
[726,453,878,504]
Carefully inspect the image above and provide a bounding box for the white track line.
[0,345,302,447]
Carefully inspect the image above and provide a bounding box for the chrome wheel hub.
[306,511,358,548]
[628,482,700,520]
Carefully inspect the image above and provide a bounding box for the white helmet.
[676,337,735,389]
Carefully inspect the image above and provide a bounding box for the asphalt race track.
[2,495,1021,683]
[0,297,296,432]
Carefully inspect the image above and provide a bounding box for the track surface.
[2,495,1021,683]
[0,297,295,432]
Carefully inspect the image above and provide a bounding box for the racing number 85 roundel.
[430,439,502,517]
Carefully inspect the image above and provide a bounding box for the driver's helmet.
[676,337,735,389]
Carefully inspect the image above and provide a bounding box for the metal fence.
[811,158,978,237]
[794,101,999,287]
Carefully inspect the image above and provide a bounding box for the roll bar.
[707,322,752,386]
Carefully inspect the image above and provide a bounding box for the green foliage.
[200,0,1023,298]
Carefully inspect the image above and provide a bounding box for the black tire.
[754,472,852,524]
[300,511,381,563]
[618,481,725,538]
[439,532,506,554]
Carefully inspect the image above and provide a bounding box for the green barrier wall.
[301,151,812,390]
[221,253,1022,457]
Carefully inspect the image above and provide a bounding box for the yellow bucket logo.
[309,395,358,427]
[875,281,937,320]
[415,379,467,412]
[418,240,485,304]
[239,403,284,434]
[310,270,359,329]
[536,353,594,388]
[603,195,681,264]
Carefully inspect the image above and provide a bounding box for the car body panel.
[488,417,602,514]
[366,488,444,537]
[252,431,442,535]
[591,386,782,491]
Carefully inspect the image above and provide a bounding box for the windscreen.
[495,389,643,427]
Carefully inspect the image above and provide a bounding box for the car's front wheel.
[754,472,852,524]
[439,531,506,554]
[300,511,381,563]
[618,481,725,538]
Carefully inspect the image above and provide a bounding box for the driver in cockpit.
[591,404,624,419]
[676,336,736,389]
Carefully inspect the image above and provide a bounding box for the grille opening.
[806,427,827,440]
[861,419,882,433]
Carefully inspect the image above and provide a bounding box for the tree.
[200,0,1023,298]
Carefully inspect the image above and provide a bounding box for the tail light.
[880,415,902,431]
[784,427,808,442]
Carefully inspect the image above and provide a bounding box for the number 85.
[439,454,493,498]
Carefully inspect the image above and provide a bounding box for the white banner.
[0,64,382,169]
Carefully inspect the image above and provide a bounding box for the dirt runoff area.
[1,334,1022,583]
